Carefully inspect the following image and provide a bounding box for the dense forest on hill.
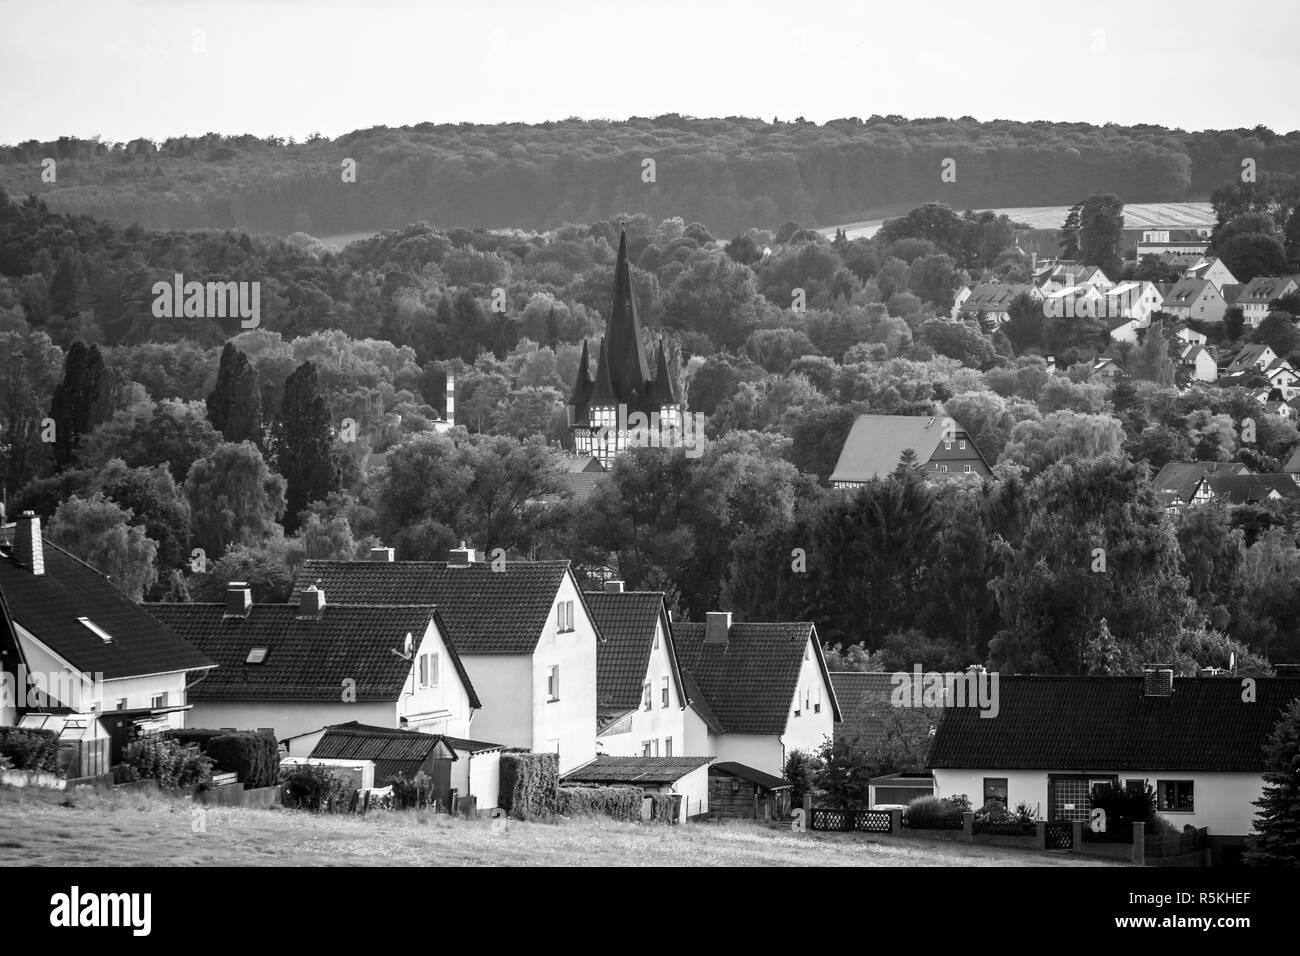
[2,116,1299,235]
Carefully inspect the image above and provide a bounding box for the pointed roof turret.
[606,230,653,402]
[568,339,594,407]
[646,340,679,405]
[590,336,618,406]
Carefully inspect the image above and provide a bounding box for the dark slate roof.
[929,676,1300,772]
[830,671,945,753]
[143,603,480,705]
[0,538,214,680]
[440,735,507,754]
[585,590,682,711]
[829,414,978,484]
[673,621,841,734]
[1151,461,1252,507]
[709,761,791,790]
[296,559,582,655]
[310,723,446,780]
[563,754,712,784]
[1201,473,1300,503]
[681,670,725,734]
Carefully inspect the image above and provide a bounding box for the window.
[150,693,167,710]
[653,628,659,650]
[547,665,560,702]
[245,646,269,664]
[939,465,949,473]
[78,617,114,644]
[419,655,428,687]
[1125,778,1146,796]
[418,653,439,688]
[556,600,575,633]
[963,465,972,474]
[661,676,670,708]
[794,689,802,717]
[983,778,1009,807]
[1157,780,1194,812]
[959,440,967,450]
[804,642,810,661]
[944,440,952,450]
[643,681,652,711]
[653,739,660,757]
[731,777,740,793]
[116,699,127,711]
[642,740,653,757]
[814,686,821,713]
[664,737,672,757]
[805,688,811,713]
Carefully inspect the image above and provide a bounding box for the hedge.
[499,751,559,819]
[645,792,676,824]
[280,763,350,811]
[558,785,642,821]
[166,729,280,788]
[0,727,60,772]
[113,737,213,789]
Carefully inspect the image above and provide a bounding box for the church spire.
[646,339,678,405]
[567,338,594,408]
[606,229,653,403]
[590,335,617,406]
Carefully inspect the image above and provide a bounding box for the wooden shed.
[708,761,792,820]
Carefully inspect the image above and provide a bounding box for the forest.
[3,170,1300,677]
[2,116,1299,235]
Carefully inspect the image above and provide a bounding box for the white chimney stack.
[604,580,625,593]
[369,547,395,562]
[224,582,252,618]
[13,511,43,576]
[704,611,732,645]
[445,373,455,426]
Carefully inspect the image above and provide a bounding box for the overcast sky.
[2,0,1297,143]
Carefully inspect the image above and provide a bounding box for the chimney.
[1142,664,1174,697]
[445,373,455,426]
[224,582,252,618]
[299,584,326,619]
[448,542,476,567]
[704,611,732,645]
[369,547,395,562]
[1273,664,1300,676]
[603,580,625,593]
[13,511,43,575]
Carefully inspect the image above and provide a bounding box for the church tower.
[568,229,683,467]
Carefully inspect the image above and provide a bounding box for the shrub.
[0,727,60,772]
[385,772,436,809]
[783,749,821,806]
[115,736,213,790]
[905,793,970,827]
[646,792,676,824]
[558,785,642,821]
[499,751,559,820]
[206,732,280,788]
[0,753,10,771]
[1147,812,1181,838]
[280,763,351,811]
[1089,782,1155,840]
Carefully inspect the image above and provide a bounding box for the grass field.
[0,787,1116,867]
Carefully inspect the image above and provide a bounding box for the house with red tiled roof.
[1183,257,1237,292]
[295,547,601,773]
[929,671,1300,864]
[146,583,480,744]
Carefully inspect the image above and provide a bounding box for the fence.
[1146,827,1208,860]
[1044,822,1074,850]
[809,808,892,833]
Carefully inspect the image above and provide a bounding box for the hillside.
[2,117,1296,236]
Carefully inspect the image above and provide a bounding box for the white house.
[1236,276,1299,328]
[584,583,690,760]
[0,512,215,771]
[1163,277,1228,323]
[1179,344,1218,382]
[1184,257,1238,292]
[674,614,839,777]
[298,548,601,774]
[146,583,480,743]
[928,671,1300,865]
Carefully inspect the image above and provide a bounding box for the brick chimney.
[448,542,476,567]
[224,582,252,618]
[704,611,732,645]
[299,585,326,619]
[603,580,625,593]
[369,547,395,562]
[1142,664,1174,697]
[12,511,43,575]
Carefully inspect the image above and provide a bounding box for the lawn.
[0,787,1116,867]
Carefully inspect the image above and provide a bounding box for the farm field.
[0,787,1116,867]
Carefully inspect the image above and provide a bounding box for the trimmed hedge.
[166,729,280,788]
[499,751,559,819]
[558,785,642,821]
[113,737,213,789]
[0,727,60,772]
[646,792,676,824]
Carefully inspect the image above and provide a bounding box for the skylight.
[246,647,269,664]
[77,617,114,644]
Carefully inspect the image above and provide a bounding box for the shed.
[708,761,792,820]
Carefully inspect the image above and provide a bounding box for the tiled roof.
[673,621,841,734]
[1283,445,1300,473]
[1164,278,1211,304]
[1200,473,1300,504]
[310,723,446,780]
[829,414,986,484]
[563,754,712,784]
[930,676,1300,772]
[142,603,476,703]
[1237,276,1296,304]
[963,283,1035,310]
[296,559,579,655]
[681,670,725,734]
[1227,344,1273,372]
[0,538,214,680]
[1151,461,1252,507]
[585,590,680,710]
[830,671,945,754]
[709,761,791,790]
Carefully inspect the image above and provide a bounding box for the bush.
[385,772,436,810]
[784,749,821,806]
[280,763,351,811]
[558,785,642,821]
[646,792,676,824]
[905,793,970,828]
[114,737,213,790]
[1089,782,1155,840]
[499,751,559,820]
[0,727,60,772]
[206,732,280,789]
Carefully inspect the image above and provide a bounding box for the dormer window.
[78,618,114,644]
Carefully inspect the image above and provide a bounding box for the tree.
[47,493,159,601]
[813,737,878,809]
[1001,292,1044,355]
[662,248,761,350]
[1218,233,1288,283]
[1058,203,1082,259]
[1078,194,1125,278]
[76,399,221,483]
[184,441,287,559]
[1252,311,1300,358]
[1245,698,1300,866]
[1131,324,1176,385]
[49,340,109,469]
[207,342,262,444]
[920,319,996,368]
[1000,411,1126,477]
[270,361,340,533]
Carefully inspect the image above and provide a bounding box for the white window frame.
[661,676,669,708]
[643,681,652,712]
[547,665,560,702]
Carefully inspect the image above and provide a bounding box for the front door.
[432,757,452,810]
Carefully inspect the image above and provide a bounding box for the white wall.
[933,768,1267,835]
[398,617,474,737]
[467,749,501,811]
[598,616,687,757]
[188,700,396,742]
[783,636,835,762]
[531,572,598,774]
[711,734,784,777]
[682,704,713,757]
[456,654,532,749]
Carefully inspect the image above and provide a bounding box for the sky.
[1,0,1297,144]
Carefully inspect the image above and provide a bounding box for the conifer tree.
[1245,698,1300,866]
